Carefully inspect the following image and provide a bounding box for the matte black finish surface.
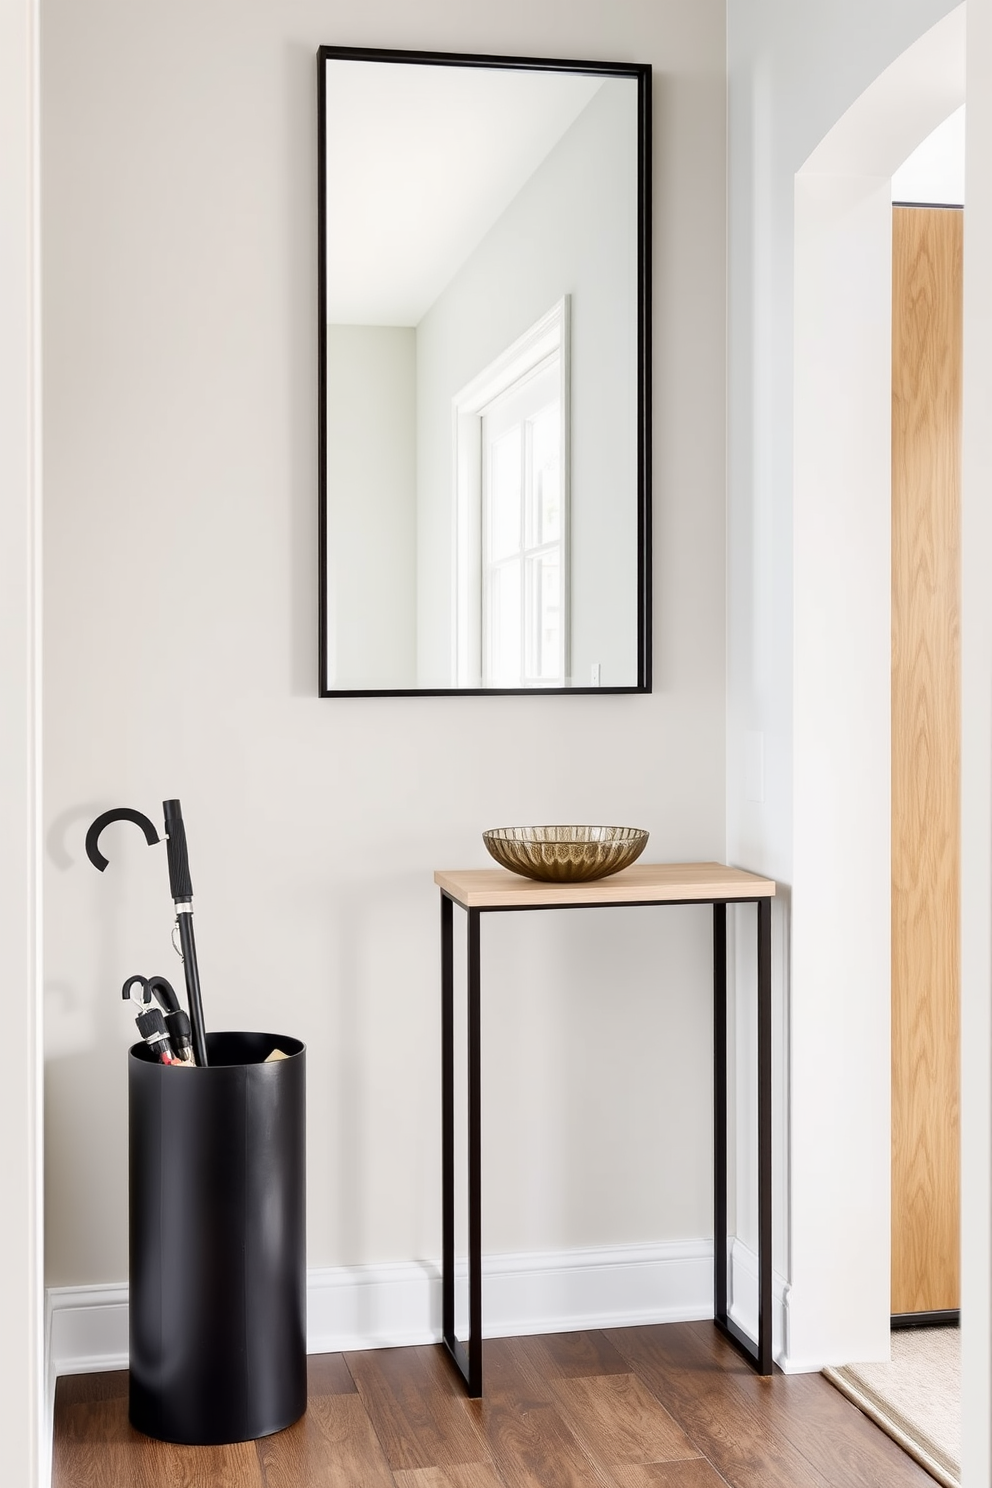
[441,894,455,1351]
[712,904,728,1325]
[891,1309,960,1329]
[85,807,160,871]
[128,1032,306,1444]
[162,798,193,900]
[174,910,208,1068]
[713,896,773,1375]
[757,895,773,1374]
[466,909,483,1395]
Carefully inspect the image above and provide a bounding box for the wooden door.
[890,204,962,1316]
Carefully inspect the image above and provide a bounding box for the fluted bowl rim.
[482,825,649,882]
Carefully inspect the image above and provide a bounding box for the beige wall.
[2,0,42,1477]
[42,0,726,1288]
[325,324,417,689]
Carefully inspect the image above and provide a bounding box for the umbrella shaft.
[177,911,209,1067]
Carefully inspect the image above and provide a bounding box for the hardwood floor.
[52,1323,937,1488]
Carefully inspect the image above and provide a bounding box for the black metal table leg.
[713,903,728,1329]
[466,907,483,1395]
[713,896,774,1375]
[440,896,483,1397]
[757,895,773,1375]
[440,884,774,1395]
[441,893,454,1351]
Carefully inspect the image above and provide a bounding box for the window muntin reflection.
[482,360,565,686]
[453,297,570,688]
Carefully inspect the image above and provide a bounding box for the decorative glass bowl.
[482,825,649,883]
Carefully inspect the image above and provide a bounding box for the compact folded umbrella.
[86,799,209,1067]
[122,973,194,1065]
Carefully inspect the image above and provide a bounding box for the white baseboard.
[48,1239,802,1381]
[48,1238,715,1378]
[469,1239,714,1341]
[47,1283,129,1375]
[728,1236,793,1369]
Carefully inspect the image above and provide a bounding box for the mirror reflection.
[318,48,650,695]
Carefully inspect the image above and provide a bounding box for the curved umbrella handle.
[121,973,152,1007]
[85,807,160,872]
[145,974,180,1015]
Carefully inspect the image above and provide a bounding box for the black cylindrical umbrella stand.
[128,1032,306,1445]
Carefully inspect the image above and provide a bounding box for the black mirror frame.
[317,45,652,698]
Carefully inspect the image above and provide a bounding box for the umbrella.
[85,799,209,1066]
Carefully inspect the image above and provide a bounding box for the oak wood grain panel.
[463,1337,610,1487]
[477,1332,632,1406]
[612,1464,733,1488]
[552,1373,700,1467]
[891,204,962,1315]
[528,1330,631,1380]
[474,1337,557,1405]
[468,1399,608,1488]
[393,1465,507,1488]
[52,1390,266,1488]
[690,1321,937,1488]
[434,863,775,909]
[346,1345,490,1472]
[147,1444,266,1488]
[605,1326,830,1488]
[610,1323,936,1488]
[51,1397,165,1488]
[256,1392,395,1488]
[307,1350,359,1395]
[53,1328,946,1488]
[771,1369,943,1488]
[54,1370,129,1409]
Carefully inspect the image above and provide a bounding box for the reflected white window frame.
[452,296,570,688]
[482,361,564,685]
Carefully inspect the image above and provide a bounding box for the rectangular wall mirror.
[318,46,651,696]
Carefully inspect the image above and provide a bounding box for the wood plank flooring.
[52,1323,937,1488]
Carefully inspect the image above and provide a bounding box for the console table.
[435,860,776,1396]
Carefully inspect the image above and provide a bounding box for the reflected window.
[454,297,570,688]
[483,360,564,685]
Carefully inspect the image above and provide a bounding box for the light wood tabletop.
[434,861,776,909]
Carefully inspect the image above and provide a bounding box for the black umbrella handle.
[163,799,193,901]
[85,807,160,872]
[145,974,180,1015]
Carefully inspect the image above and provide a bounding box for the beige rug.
[824,1328,960,1487]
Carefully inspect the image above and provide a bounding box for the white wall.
[892,104,965,203]
[42,0,726,1296]
[1,0,43,1478]
[416,80,639,688]
[792,168,894,1364]
[325,324,417,689]
[727,0,974,1377]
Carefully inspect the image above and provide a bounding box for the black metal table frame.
[440,891,773,1396]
